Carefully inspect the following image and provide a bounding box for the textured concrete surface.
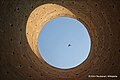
[0,0,120,80]
[26,3,76,58]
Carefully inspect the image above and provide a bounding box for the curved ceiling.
[0,0,120,80]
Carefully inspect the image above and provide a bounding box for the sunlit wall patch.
[26,3,76,58]
[38,17,91,69]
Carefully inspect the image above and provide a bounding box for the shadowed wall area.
[0,0,120,80]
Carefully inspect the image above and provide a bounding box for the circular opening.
[38,17,91,69]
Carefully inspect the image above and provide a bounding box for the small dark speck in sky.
[68,44,71,47]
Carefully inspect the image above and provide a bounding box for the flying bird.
[68,44,71,47]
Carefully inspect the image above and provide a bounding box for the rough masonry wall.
[0,0,120,80]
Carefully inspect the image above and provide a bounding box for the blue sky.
[38,17,91,69]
